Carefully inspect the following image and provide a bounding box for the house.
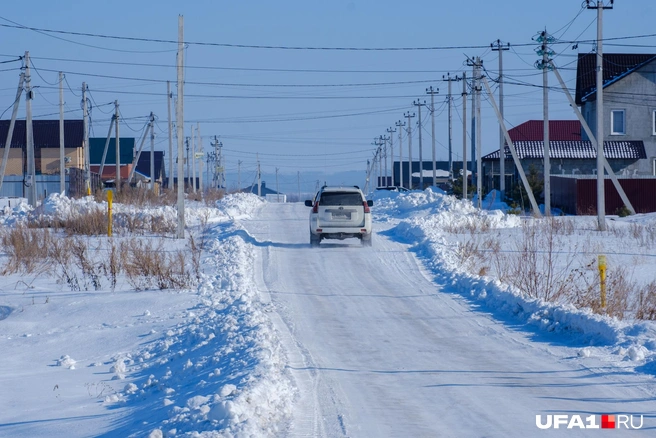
[135,150,165,185]
[0,119,84,175]
[576,52,656,175]
[89,137,135,180]
[241,181,282,196]
[482,120,646,193]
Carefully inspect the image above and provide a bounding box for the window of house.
[610,110,625,135]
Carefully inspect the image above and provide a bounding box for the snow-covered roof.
[482,140,646,160]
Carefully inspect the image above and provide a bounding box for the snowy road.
[243,202,656,437]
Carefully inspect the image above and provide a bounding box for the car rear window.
[319,192,363,206]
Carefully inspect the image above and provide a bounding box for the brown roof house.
[0,119,84,176]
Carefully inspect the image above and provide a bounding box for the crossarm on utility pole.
[482,77,542,217]
[550,62,635,215]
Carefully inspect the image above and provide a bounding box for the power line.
[4,20,656,51]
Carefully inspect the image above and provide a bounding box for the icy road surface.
[242,202,656,437]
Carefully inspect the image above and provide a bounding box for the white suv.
[304,186,373,247]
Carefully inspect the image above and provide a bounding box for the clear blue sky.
[1,0,655,190]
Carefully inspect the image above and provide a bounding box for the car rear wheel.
[361,234,372,247]
[310,233,321,247]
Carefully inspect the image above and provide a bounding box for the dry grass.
[0,226,52,275]
[122,239,195,291]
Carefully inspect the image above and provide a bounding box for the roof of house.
[89,137,135,165]
[575,53,656,105]
[0,119,84,148]
[241,181,280,195]
[136,150,165,179]
[482,140,646,160]
[507,120,582,142]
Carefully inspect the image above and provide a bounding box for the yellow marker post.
[107,190,113,237]
[598,255,607,309]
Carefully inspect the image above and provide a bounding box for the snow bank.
[107,215,293,436]
[380,189,656,365]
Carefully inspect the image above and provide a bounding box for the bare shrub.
[63,210,108,236]
[204,188,225,206]
[48,237,80,291]
[506,219,577,302]
[101,186,163,208]
[0,226,51,274]
[69,238,104,290]
[123,239,194,291]
[635,281,656,320]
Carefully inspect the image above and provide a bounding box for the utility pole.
[190,125,196,193]
[24,52,37,206]
[115,100,120,192]
[588,0,612,231]
[373,137,384,187]
[386,126,396,186]
[218,140,224,190]
[395,120,404,188]
[275,167,280,202]
[238,160,242,191]
[167,81,173,190]
[257,153,261,197]
[197,123,202,194]
[467,57,483,208]
[413,100,427,189]
[382,135,390,186]
[427,85,440,186]
[404,112,415,189]
[185,137,190,190]
[59,71,65,195]
[82,81,90,196]
[462,71,468,199]
[150,112,155,191]
[491,39,510,200]
[0,72,24,193]
[476,58,482,209]
[537,30,554,215]
[176,14,185,239]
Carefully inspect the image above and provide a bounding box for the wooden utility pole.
[176,14,185,239]
[25,52,37,206]
[59,71,65,195]
[427,85,439,186]
[491,40,509,199]
[257,153,261,196]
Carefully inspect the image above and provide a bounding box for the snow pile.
[214,192,265,220]
[108,220,293,437]
[381,189,656,363]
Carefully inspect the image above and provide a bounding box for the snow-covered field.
[1,190,655,437]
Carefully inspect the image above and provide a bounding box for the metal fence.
[0,175,68,200]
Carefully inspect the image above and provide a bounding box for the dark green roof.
[89,137,134,165]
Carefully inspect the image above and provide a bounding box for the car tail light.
[362,201,370,213]
[312,201,319,213]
